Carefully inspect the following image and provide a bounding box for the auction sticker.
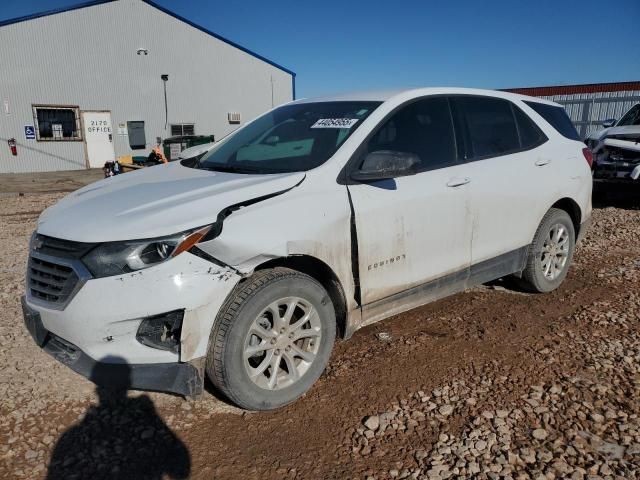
[311,118,359,129]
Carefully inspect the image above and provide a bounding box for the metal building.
[506,81,640,140]
[0,0,295,174]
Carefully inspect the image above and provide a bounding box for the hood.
[37,162,304,242]
[586,127,608,141]
[590,125,640,142]
[601,125,640,139]
[177,142,215,160]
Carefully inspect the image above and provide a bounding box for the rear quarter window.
[524,101,580,141]
[513,106,548,149]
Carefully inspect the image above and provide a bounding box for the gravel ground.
[0,190,639,479]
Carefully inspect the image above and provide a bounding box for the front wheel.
[518,208,576,293]
[206,268,336,410]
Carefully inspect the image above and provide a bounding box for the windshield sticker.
[311,118,359,129]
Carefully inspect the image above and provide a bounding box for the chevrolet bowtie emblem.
[32,237,44,250]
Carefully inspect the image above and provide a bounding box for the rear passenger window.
[454,97,520,158]
[513,106,548,149]
[524,101,580,141]
[365,97,457,172]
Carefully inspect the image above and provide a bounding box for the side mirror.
[602,119,616,128]
[264,135,279,145]
[350,150,420,182]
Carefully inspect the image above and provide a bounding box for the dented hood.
[37,162,304,242]
[592,125,640,142]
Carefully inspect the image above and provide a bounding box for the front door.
[82,111,115,168]
[347,97,472,311]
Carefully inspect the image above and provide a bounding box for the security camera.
[136,48,149,55]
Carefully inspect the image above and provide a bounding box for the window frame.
[342,95,463,183]
[32,104,83,142]
[341,94,550,185]
[450,95,548,163]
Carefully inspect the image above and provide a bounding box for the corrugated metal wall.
[0,0,293,174]
[533,90,640,139]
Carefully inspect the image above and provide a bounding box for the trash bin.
[163,135,215,162]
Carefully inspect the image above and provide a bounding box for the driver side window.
[365,97,459,172]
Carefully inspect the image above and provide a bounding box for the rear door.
[347,97,473,305]
[451,96,549,266]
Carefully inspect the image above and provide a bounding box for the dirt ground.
[0,174,639,479]
[0,169,103,195]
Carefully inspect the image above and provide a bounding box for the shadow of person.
[47,356,190,480]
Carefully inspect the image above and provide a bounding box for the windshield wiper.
[199,164,259,174]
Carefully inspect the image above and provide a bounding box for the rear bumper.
[22,296,203,397]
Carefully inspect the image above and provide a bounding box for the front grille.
[28,256,79,304]
[27,234,94,307]
[33,234,96,259]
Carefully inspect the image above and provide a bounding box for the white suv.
[23,88,592,410]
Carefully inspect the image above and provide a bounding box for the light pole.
[161,74,169,131]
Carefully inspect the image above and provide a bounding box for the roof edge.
[143,0,295,76]
[0,0,116,28]
[0,0,295,77]
[504,81,640,97]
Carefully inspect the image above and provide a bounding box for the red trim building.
[504,81,640,97]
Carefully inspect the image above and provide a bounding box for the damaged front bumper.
[592,133,640,183]
[22,296,202,396]
[22,252,241,397]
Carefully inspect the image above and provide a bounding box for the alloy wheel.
[540,223,570,280]
[243,297,321,391]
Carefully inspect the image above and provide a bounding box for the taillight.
[582,147,593,169]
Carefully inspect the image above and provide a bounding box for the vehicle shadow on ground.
[46,357,190,480]
[593,187,640,210]
[482,276,530,294]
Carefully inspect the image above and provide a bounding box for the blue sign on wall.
[24,125,36,140]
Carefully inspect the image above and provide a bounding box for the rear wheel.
[206,268,336,410]
[518,208,576,293]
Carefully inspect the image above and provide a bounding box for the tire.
[206,267,336,410]
[518,208,576,293]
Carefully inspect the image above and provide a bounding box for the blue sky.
[3,0,640,98]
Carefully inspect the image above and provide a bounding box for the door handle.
[446,177,470,187]
[535,158,551,166]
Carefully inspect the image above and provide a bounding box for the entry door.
[82,111,115,168]
[348,97,472,305]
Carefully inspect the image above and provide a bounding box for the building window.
[32,105,82,141]
[170,123,195,136]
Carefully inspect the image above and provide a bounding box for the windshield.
[193,101,381,174]
[617,104,640,126]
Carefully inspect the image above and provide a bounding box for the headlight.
[82,225,212,278]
